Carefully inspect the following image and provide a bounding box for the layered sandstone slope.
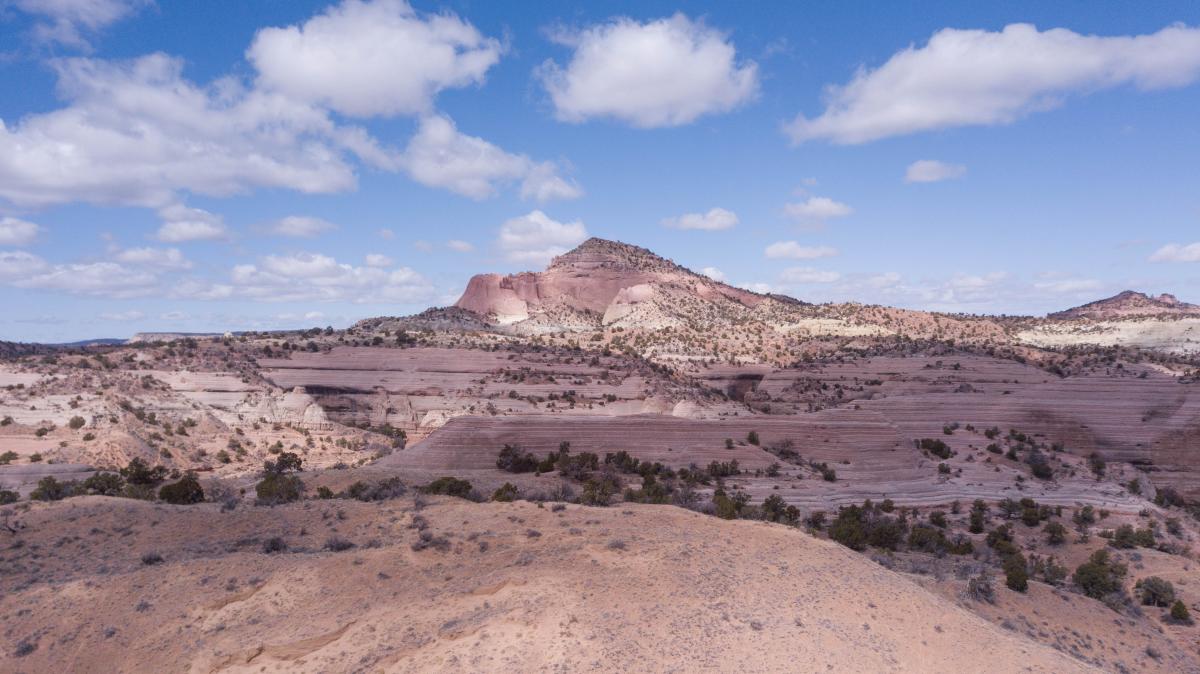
[1,496,1099,673]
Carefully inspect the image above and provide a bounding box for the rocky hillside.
[1049,291,1200,321]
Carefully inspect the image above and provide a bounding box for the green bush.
[1136,577,1175,607]
[1044,521,1067,545]
[492,482,519,502]
[422,477,473,499]
[158,474,205,505]
[31,476,74,501]
[82,472,125,496]
[255,473,305,505]
[120,458,168,485]
[68,416,86,430]
[1073,549,1126,600]
[1169,600,1192,624]
[760,494,799,524]
[496,444,538,473]
[1004,552,1029,592]
[0,489,18,505]
[580,475,619,507]
[0,450,19,465]
[917,438,952,459]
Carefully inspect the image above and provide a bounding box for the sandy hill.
[1049,291,1200,321]
[1,495,1099,673]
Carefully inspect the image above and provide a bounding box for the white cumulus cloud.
[447,239,474,253]
[247,0,502,118]
[113,246,192,270]
[662,207,738,231]
[401,115,581,201]
[700,266,727,282]
[155,204,228,242]
[364,253,392,267]
[904,160,967,183]
[786,23,1200,144]
[1150,242,1200,263]
[784,197,853,223]
[270,215,336,238]
[497,210,587,265]
[539,13,758,127]
[764,241,838,259]
[779,267,841,284]
[0,217,40,245]
[13,0,148,48]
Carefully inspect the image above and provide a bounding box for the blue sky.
[1,0,1199,342]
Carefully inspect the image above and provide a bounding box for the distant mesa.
[1048,290,1200,321]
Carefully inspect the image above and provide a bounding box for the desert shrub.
[492,482,519,502]
[140,551,164,565]
[0,450,17,464]
[969,510,986,534]
[707,459,741,478]
[1154,486,1186,508]
[262,537,288,554]
[422,477,473,498]
[1126,478,1141,495]
[316,486,334,499]
[496,444,539,473]
[1136,577,1175,607]
[1073,505,1096,528]
[68,416,86,430]
[623,474,672,504]
[347,478,407,501]
[1073,549,1126,600]
[324,536,355,552]
[968,571,995,603]
[937,463,951,475]
[1169,600,1192,624]
[80,471,124,496]
[120,458,168,485]
[1032,555,1068,585]
[557,451,600,480]
[1043,521,1067,545]
[761,494,799,525]
[712,487,748,519]
[1110,524,1155,549]
[579,473,619,507]
[255,474,305,505]
[264,452,302,475]
[1088,452,1106,478]
[0,489,18,505]
[928,510,947,528]
[918,438,952,459]
[158,474,204,505]
[1004,552,1029,592]
[0,416,12,426]
[31,476,73,501]
[829,502,906,552]
[29,452,42,462]
[747,431,760,445]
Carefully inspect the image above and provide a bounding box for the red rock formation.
[1049,290,1200,320]
[454,237,764,325]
